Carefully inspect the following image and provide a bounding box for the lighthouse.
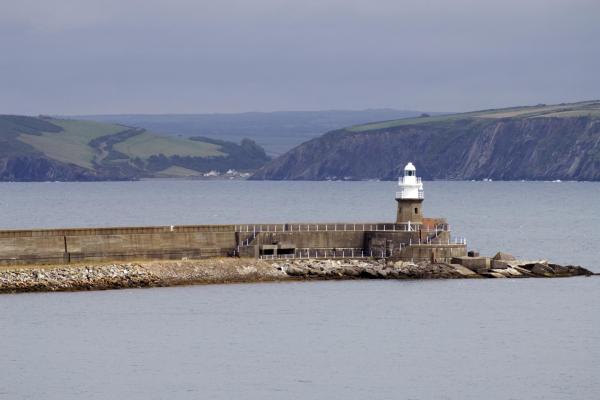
[396,162,424,224]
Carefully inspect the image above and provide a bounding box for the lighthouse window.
[415,208,419,214]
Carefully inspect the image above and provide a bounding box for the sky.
[0,0,599,115]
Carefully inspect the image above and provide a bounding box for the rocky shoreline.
[0,256,594,294]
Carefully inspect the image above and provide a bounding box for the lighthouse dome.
[396,162,423,200]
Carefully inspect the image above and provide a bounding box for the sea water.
[0,180,598,399]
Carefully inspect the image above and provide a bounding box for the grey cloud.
[0,0,598,114]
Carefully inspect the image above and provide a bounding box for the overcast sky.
[1,0,598,115]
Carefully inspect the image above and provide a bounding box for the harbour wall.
[0,223,466,265]
[0,225,235,265]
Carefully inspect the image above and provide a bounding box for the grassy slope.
[153,165,204,177]
[1,115,271,180]
[17,119,126,168]
[113,131,224,159]
[348,100,600,132]
[16,118,226,170]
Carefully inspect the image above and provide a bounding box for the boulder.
[491,260,510,270]
[285,266,307,277]
[342,266,361,277]
[512,265,534,276]
[450,264,479,277]
[530,263,554,277]
[493,252,516,261]
[360,268,379,279]
[548,264,593,277]
[505,267,523,277]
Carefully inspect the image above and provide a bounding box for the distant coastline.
[3,101,600,182]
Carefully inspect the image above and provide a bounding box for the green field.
[17,118,226,169]
[113,131,224,159]
[154,165,204,177]
[1,115,271,181]
[17,119,126,168]
[348,100,600,132]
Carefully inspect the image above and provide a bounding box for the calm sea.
[0,181,599,399]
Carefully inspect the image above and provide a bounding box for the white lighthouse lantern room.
[396,162,423,200]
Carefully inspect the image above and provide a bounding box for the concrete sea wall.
[0,223,466,265]
[0,225,236,265]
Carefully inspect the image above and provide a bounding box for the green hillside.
[0,116,269,181]
[17,119,126,168]
[113,131,224,159]
[349,100,600,132]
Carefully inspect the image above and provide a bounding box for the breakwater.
[0,257,593,294]
[0,222,467,265]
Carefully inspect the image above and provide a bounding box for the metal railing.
[259,247,390,260]
[408,237,467,245]
[256,236,467,260]
[235,223,449,234]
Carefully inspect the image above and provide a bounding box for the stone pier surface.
[0,256,594,294]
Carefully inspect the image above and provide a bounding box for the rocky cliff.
[252,101,600,181]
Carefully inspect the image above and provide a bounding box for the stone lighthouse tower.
[396,162,424,224]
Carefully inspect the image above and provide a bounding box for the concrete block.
[493,252,516,261]
[450,264,479,276]
[451,256,491,271]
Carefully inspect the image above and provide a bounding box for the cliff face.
[0,156,102,182]
[251,116,600,181]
